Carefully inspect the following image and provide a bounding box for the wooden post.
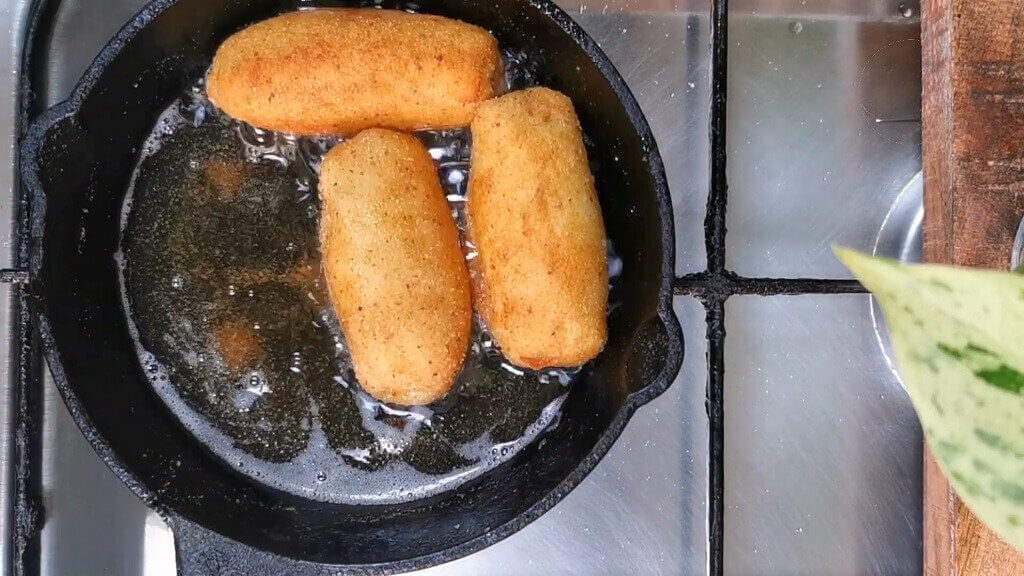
[922,0,1024,573]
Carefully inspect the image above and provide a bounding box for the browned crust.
[207,9,502,135]
[466,88,607,370]
[319,129,471,404]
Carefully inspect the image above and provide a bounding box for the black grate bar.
[674,272,866,298]
[1,268,30,284]
[12,289,43,576]
[703,296,726,576]
[12,1,51,573]
[706,0,729,275]
[705,0,729,573]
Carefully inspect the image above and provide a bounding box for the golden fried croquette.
[319,129,471,405]
[467,88,607,370]
[207,9,503,135]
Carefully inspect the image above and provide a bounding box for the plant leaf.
[835,247,1024,550]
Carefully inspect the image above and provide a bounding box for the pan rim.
[19,0,684,570]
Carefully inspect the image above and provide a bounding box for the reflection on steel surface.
[726,13,921,278]
[871,172,921,381]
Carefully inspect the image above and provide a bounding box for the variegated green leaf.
[835,247,1024,551]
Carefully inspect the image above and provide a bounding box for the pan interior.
[118,71,622,504]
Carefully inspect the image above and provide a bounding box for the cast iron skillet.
[20,0,683,572]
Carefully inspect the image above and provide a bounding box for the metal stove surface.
[1,0,923,574]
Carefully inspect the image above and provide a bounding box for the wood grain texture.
[924,448,955,576]
[922,0,1024,574]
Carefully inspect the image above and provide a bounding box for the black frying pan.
[20,0,683,572]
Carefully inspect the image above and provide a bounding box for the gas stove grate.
[680,1,868,574]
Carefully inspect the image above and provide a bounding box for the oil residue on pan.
[116,62,621,505]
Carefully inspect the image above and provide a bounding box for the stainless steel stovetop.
[1,0,924,574]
